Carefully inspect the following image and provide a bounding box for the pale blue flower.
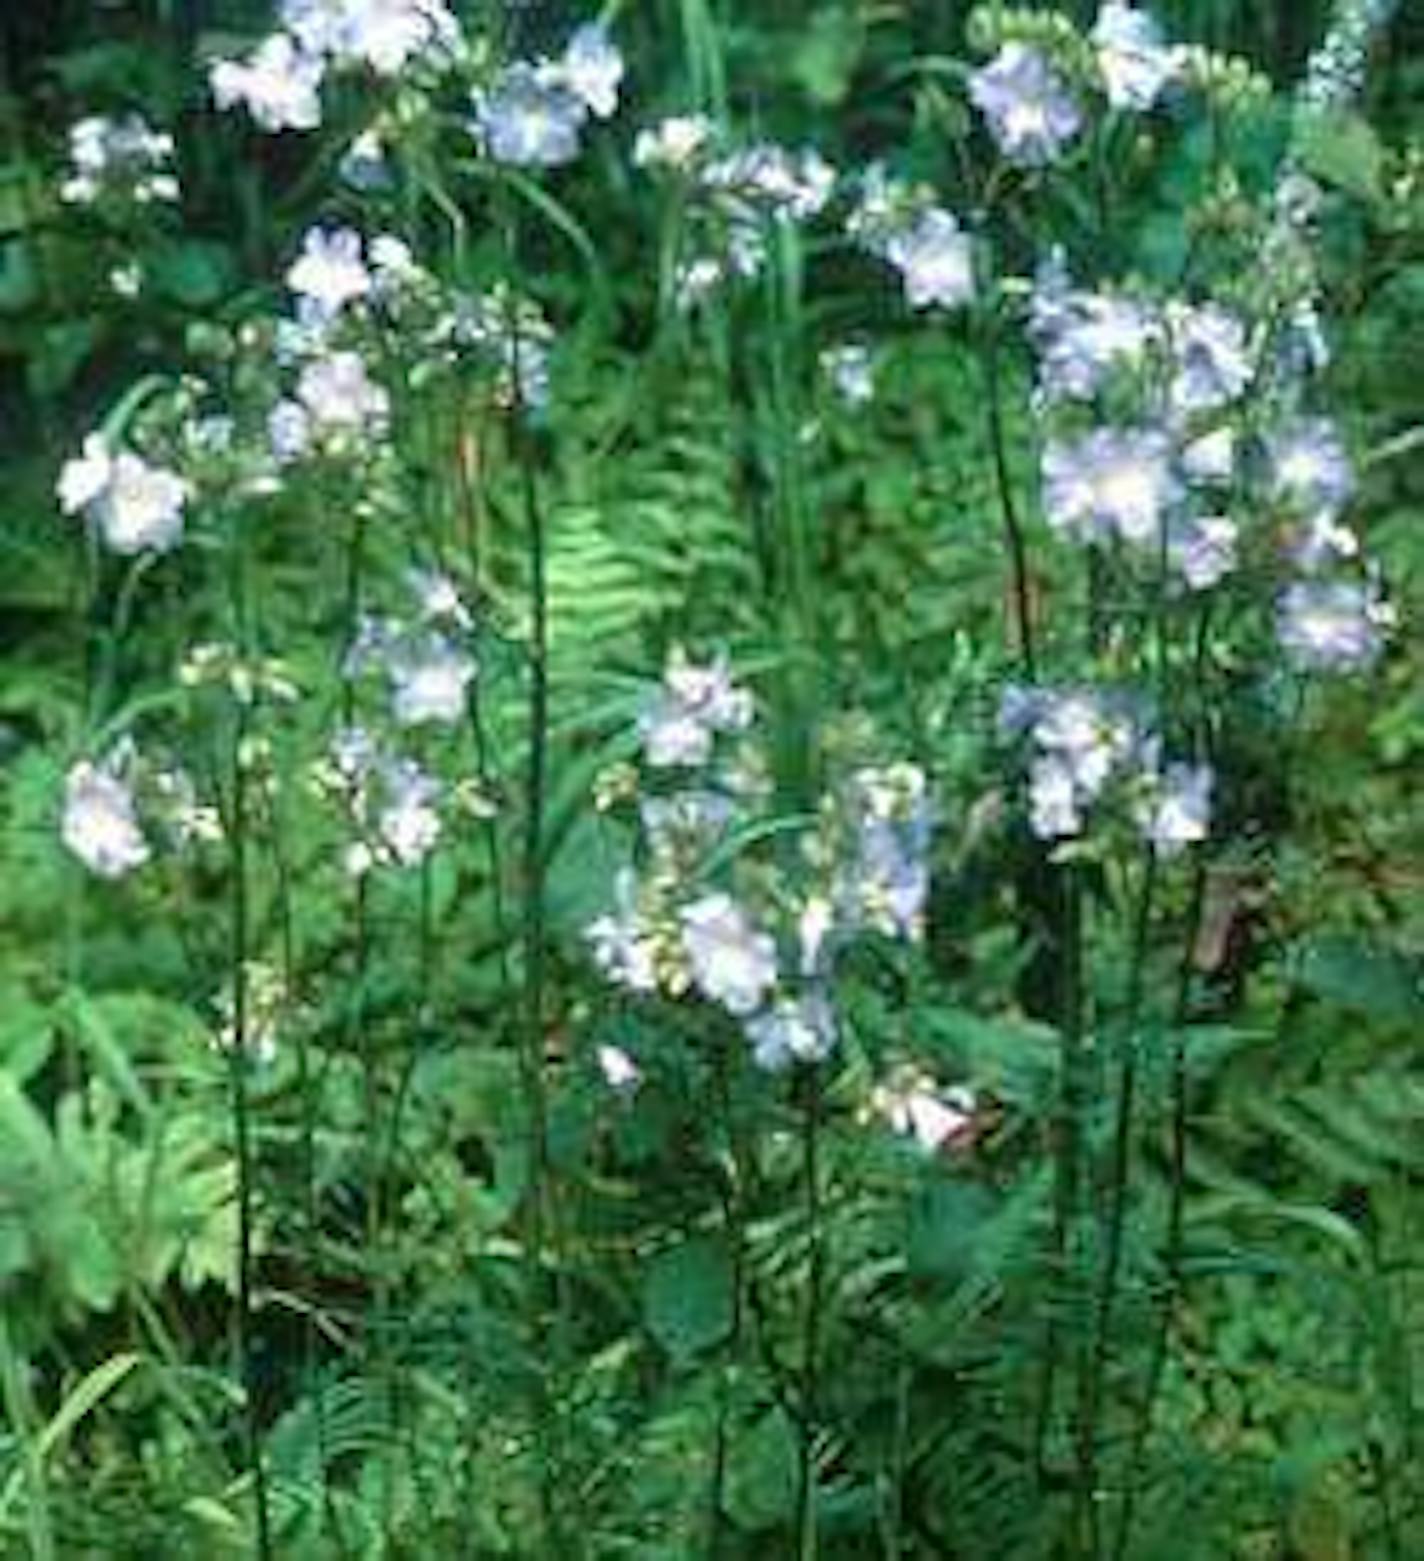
[1278,579,1389,670]
[969,43,1083,165]
[1138,762,1213,853]
[211,32,325,132]
[1042,427,1179,546]
[1168,514,1238,590]
[587,870,660,994]
[1267,417,1354,515]
[1030,269,1159,401]
[296,350,389,433]
[474,63,588,167]
[62,758,151,878]
[745,993,836,1071]
[1167,301,1252,412]
[680,892,778,1015]
[884,206,975,309]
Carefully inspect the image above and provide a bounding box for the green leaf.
[790,7,865,106]
[0,1353,142,1526]
[907,1180,997,1281]
[726,1406,798,1532]
[0,240,38,313]
[1295,109,1385,202]
[150,240,235,308]
[642,1235,734,1359]
[1296,935,1421,1025]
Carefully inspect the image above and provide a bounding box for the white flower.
[561,24,624,118]
[587,869,660,994]
[268,399,313,464]
[376,759,442,865]
[634,114,714,170]
[798,895,836,976]
[884,207,976,310]
[874,1072,977,1152]
[407,567,472,627]
[68,449,188,555]
[821,344,876,405]
[1092,3,1179,111]
[1014,689,1141,840]
[596,1043,642,1092]
[62,760,150,878]
[1029,756,1082,839]
[1030,267,1159,401]
[1035,693,1136,794]
[287,227,372,319]
[680,892,778,1016]
[110,262,144,298]
[211,33,325,132]
[1180,425,1236,486]
[389,633,476,726]
[57,435,113,515]
[639,651,753,767]
[969,43,1083,165]
[281,0,457,73]
[674,256,726,310]
[1137,761,1213,854]
[1291,511,1359,572]
[296,350,389,432]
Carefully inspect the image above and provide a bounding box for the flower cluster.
[60,115,178,206]
[213,961,292,1065]
[61,740,220,880]
[1027,240,1392,664]
[307,571,480,877]
[846,167,975,311]
[344,572,478,728]
[966,4,1183,167]
[312,727,445,876]
[472,24,624,168]
[1000,686,1212,853]
[871,1068,980,1154]
[212,0,460,130]
[586,652,936,1089]
[1300,0,1399,110]
[636,118,835,304]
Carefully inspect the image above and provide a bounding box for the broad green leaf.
[642,1235,734,1358]
[1295,108,1385,202]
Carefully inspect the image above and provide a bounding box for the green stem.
[980,300,1037,683]
[796,1069,825,1561]
[226,515,273,1560]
